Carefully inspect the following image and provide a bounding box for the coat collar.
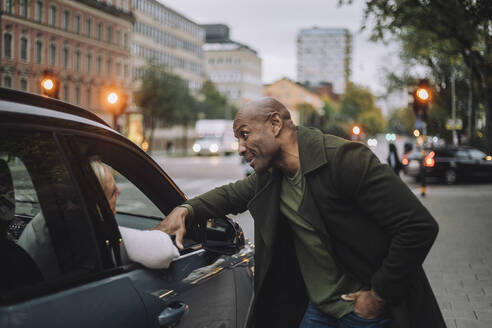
[297,126,328,175]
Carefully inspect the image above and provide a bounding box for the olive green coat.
[186,126,445,328]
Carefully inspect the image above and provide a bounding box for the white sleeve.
[118,226,180,269]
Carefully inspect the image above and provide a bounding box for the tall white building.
[203,24,262,107]
[131,0,205,92]
[297,27,352,94]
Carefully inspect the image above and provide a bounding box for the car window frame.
[0,128,109,304]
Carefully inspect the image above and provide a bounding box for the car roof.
[0,87,110,128]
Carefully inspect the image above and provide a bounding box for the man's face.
[103,167,120,215]
[234,111,279,174]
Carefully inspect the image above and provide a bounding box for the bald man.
[155,98,445,328]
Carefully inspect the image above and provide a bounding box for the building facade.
[263,77,323,125]
[203,24,262,107]
[297,27,351,94]
[131,0,205,92]
[0,0,133,124]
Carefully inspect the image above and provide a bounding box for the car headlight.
[193,144,201,152]
[209,144,219,153]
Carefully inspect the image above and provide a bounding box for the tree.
[340,0,492,151]
[339,82,386,135]
[134,62,197,152]
[197,81,238,119]
[388,107,416,136]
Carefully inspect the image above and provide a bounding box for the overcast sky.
[161,0,403,98]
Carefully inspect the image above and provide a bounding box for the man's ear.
[270,112,282,137]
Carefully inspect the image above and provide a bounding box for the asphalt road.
[154,153,492,328]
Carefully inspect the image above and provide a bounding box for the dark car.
[402,145,492,184]
[0,88,254,328]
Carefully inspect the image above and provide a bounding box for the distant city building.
[203,24,262,108]
[297,27,352,94]
[131,0,205,92]
[0,0,133,124]
[263,77,323,125]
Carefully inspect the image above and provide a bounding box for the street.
[154,152,492,328]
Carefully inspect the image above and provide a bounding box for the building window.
[123,33,128,49]
[75,85,80,105]
[97,22,102,40]
[123,64,128,77]
[86,53,92,73]
[3,33,12,58]
[20,0,28,17]
[63,84,69,102]
[74,15,81,34]
[86,87,91,108]
[4,0,12,13]
[116,30,121,46]
[86,18,92,37]
[116,62,121,77]
[35,40,42,64]
[20,37,28,61]
[106,58,111,75]
[49,5,56,26]
[62,10,69,30]
[74,50,80,72]
[20,78,28,91]
[97,56,102,74]
[106,26,112,43]
[35,1,43,22]
[3,75,12,88]
[62,47,69,68]
[49,43,56,66]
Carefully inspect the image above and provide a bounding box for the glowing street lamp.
[40,71,59,98]
[107,92,118,105]
[352,125,361,136]
[102,87,127,131]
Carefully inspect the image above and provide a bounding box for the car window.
[469,149,486,160]
[74,137,201,250]
[0,131,101,298]
[454,150,470,159]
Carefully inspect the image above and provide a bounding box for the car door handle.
[158,301,188,327]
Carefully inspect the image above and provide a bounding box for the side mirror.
[202,217,245,255]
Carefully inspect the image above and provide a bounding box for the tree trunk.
[148,116,155,154]
[182,122,188,156]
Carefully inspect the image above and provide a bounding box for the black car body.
[0,89,254,328]
[402,146,492,184]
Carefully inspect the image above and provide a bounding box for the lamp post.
[103,87,127,131]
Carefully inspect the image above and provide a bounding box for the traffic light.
[40,71,59,99]
[413,79,431,121]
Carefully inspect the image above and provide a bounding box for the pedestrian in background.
[387,143,402,176]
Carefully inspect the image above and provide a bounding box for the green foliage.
[134,62,197,151]
[339,82,386,135]
[388,107,416,136]
[196,81,238,120]
[340,0,492,151]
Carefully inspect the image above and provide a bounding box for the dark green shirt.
[280,168,362,318]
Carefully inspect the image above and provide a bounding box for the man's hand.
[152,206,189,250]
[341,290,385,319]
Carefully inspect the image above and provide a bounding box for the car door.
[69,133,252,328]
[0,129,148,328]
[468,149,491,178]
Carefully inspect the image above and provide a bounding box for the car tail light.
[402,154,409,166]
[424,151,435,167]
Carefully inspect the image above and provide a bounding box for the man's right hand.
[152,206,189,250]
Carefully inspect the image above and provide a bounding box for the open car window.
[74,136,202,252]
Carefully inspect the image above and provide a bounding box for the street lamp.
[40,71,59,99]
[102,87,127,131]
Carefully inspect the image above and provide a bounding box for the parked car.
[402,145,492,184]
[0,88,254,328]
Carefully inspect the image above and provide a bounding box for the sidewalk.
[405,178,492,328]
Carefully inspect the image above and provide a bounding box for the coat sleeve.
[184,173,257,224]
[332,142,439,305]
